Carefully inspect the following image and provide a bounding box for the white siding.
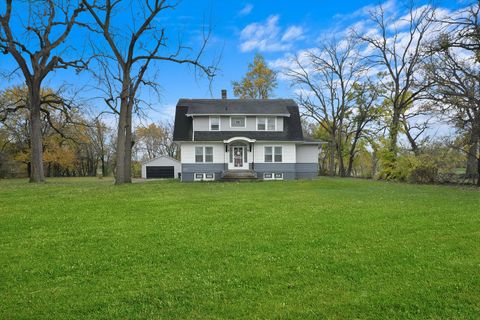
[193,116,209,131]
[277,117,284,131]
[141,156,181,178]
[296,145,319,163]
[181,143,224,164]
[253,143,296,163]
[192,116,285,132]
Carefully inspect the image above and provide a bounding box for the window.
[257,118,266,130]
[205,147,213,163]
[267,117,276,131]
[264,172,283,180]
[194,173,215,181]
[210,117,220,131]
[264,146,282,163]
[195,146,213,163]
[264,146,273,162]
[274,146,282,162]
[204,173,215,181]
[195,147,203,163]
[257,117,276,131]
[230,116,246,128]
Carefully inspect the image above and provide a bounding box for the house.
[141,155,181,179]
[172,91,322,181]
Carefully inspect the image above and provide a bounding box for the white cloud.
[239,15,305,52]
[239,4,253,16]
[281,26,304,42]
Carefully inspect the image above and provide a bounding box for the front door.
[230,146,245,169]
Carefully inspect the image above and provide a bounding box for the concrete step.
[221,170,258,181]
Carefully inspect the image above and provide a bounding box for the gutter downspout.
[192,116,195,141]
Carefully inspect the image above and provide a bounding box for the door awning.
[223,137,256,144]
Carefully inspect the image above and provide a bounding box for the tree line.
[0,85,178,179]
[1,1,479,186]
[0,0,215,183]
[284,2,479,186]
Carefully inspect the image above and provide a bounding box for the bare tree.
[136,121,178,160]
[344,81,382,176]
[0,0,86,182]
[82,0,216,184]
[358,3,436,162]
[287,36,366,176]
[426,2,480,185]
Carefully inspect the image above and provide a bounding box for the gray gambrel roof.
[180,99,293,116]
[173,98,322,143]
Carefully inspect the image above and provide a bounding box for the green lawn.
[0,178,479,319]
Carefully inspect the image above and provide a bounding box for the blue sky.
[0,0,463,124]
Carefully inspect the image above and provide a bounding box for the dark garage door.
[146,166,174,179]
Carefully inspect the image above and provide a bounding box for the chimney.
[221,89,227,99]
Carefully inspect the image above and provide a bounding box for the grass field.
[1,178,479,319]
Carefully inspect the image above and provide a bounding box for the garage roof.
[142,155,180,165]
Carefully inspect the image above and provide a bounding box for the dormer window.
[230,116,246,128]
[210,116,220,131]
[257,117,276,131]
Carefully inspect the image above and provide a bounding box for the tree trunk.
[389,106,401,157]
[101,155,106,177]
[115,104,127,184]
[346,151,355,177]
[28,84,45,183]
[404,124,420,156]
[371,151,377,178]
[346,129,362,177]
[123,100,133,183]
[328,140,335,176]
[466,116,479,182]
[336,139,346,177]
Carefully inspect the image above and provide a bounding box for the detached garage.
[141,155,181,179]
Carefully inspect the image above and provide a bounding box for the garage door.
[146,166,174,179]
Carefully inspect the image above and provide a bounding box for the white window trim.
[194,173,215,181]
[205,146,214,163]
[204,173,215,181]
[209,116,220,131]
[264,145,283,163]
[263,172,283,180]
[256,116,277,131]
[230,116,247,128]
[264,172,274,180]
[274,172,284,180]
[195,146,214,163]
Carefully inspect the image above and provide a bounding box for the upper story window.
[257,117,276,131]
[264,146,282,163]
[230,116,246,128]
[210,116,220,131]
[195,146,213,163]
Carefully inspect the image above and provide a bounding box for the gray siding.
[182,163,225,181]
[295,163,318,179]
[254,163,296,180]
[253,163,317,180]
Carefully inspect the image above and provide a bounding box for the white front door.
[229,146,245,170]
